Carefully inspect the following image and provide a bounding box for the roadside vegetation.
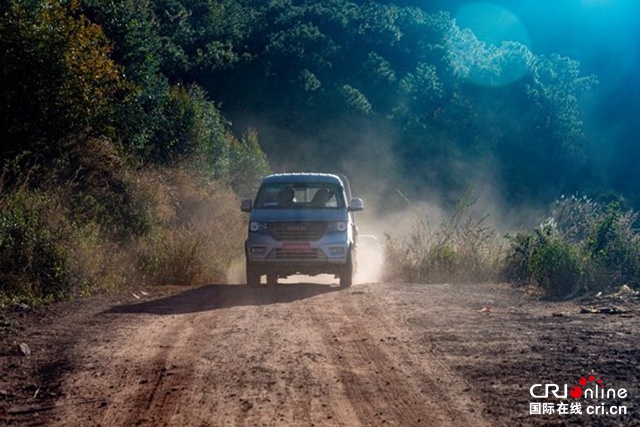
[0,1,269,306]
[386,193,640,299]
[0,140,267,307]
[1,0,637,304]
[503,195,640,298]
[384,190,503,284]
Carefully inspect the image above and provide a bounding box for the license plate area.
[281,241,311,252]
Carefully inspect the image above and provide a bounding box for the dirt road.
[1,281,639,426]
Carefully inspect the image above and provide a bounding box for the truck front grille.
[268,222,327,241]
[272,249,326,259]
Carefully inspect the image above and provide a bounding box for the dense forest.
[1,0,638,301]
[2,0,628,206]
[191,0,600,207]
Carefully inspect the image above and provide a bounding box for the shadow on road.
[104,282,342,316]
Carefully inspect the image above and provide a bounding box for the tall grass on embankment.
[383,190,504,285]
[384,192,640,299]
[0,163,246,307]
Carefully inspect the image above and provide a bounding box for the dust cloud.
[240,119,545,286]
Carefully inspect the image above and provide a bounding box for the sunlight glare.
[454,3,531,48]
[448,3,532,87]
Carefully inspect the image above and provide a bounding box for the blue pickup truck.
[241,173,364,287]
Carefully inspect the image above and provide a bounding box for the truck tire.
[339,254,353,288]
[246,264,261,287]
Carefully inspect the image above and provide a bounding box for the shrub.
[384,189,503,283]
[66,223,133,295]
[0,189,73,302]
[129,166,246,286]
[503,196,640,298]
[0,163,250,304]
[549,194,600,243]
[526,224,587,298]
[585,203,640,289]
[502,231,537,285]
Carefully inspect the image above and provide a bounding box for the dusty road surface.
[1,280,639,426]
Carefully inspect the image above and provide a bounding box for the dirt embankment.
[1,281,639,426]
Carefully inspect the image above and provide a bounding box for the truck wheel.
[340,255,353,288]
[246,264,261,287]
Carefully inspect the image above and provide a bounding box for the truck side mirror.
[240,199,253,212]
[348,197,364,212]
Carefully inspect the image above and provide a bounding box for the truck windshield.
[255,182,345,209]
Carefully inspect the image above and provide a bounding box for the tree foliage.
[1,0,269,188]
[0,0,129,158]
[0,0,612,205]
[2,0,631,301]
[150,0,597,207]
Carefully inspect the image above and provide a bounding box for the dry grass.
[1,163,247,305]
[130,166,245,286]
[383,190,505,284]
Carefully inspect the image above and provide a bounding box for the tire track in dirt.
[43,283,492,426]
[306,288,490,426]
[116,318,197,426]
[52,287,237,426]
[6,282,640,426]
[51,314,196,426]
[208,291,358,427]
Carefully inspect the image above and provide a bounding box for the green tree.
[81,0,169,152]
[0,0,129,160]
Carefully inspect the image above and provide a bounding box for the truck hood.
[250,208,347,222]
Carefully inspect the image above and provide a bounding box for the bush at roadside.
[383,190,504,284]
[503,196,640,298]
[385,193,640,299]
[0,165,249,307]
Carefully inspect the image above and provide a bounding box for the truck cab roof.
[261,173,344,185]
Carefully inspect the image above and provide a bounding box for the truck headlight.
[249,222,267,232]
[327,221,348,232]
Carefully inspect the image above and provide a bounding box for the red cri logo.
[570,375,604,399]
[530,375,627,401]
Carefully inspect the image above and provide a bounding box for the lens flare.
[455,3,531,48]
[446,3,533,87]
